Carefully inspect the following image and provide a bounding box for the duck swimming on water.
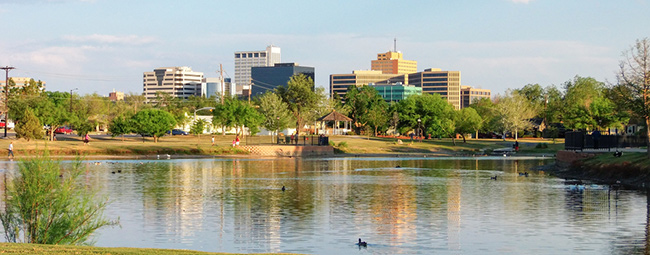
[357,238,367,247]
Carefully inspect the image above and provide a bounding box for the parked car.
[167,129,188,135]
[0,121,15,130]
[54,126,74,134]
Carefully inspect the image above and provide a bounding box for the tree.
[0,155,117,244]
[495,91,535,140]
[40,92,74,141]
[455,107,482,143]
[468,97,499,135]
[257,92,292,141]
[344,85,388,136]
[14,108,43,141]
[395,94,455,139]
[615,38,650,157]
[562,76,607,130]
[108,115,133,141]
[189,119,208,136]
[276,74,322,134]
[131,109,176,143]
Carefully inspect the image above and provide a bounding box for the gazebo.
[317,110,353,135]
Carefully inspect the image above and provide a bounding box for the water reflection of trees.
[93,158,650,254]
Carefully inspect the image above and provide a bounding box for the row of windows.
[332,85,351,89]
[422,82,448,86]
[332,75,356,80]
[423,87,448,91]
[423,73,448,77]
[423,78,447,82]
[235,52,268,58]
[332,80,355,84]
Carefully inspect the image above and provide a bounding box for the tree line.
[7,38,650,157]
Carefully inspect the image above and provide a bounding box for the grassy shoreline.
[0,133,564,159]
[0,242,301,255]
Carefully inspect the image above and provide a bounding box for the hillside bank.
[552,150,650,189]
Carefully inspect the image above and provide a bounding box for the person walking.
[211,135,215,146]
[84,134,90,145]
[235,135,240,146]
[8,142,14,158]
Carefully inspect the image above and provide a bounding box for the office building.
[0,77,46,92]
[408,68,462,109]
[371,51,417,74]
[372,84,422,102]
[330,70,406,100]
[234,45,281,94]
[202,77,233,98]
[108,90,125,101]
[461,86,491,108]
[143,66,204,102]
[251,63,314,97]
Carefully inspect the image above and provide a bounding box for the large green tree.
[396,94,455,138]
[615,38,650,157]
[495,91,535,140]
[344,85,388,135]
[14,108,43,141]
[454,107,482,143]
[276,74,323,134]
[257,92,292,141]
[108,114,133,141]
[131,109,177,142]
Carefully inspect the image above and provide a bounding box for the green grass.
[328,136,564,155]
[583,152,650,168]
[0,242,301,254]
[0,132,564,158]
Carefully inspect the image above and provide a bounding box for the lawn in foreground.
[0,243,301,255]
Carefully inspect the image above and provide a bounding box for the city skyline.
[0,0,647,96]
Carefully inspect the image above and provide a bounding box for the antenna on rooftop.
[394,38,397,52]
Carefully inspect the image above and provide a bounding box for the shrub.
[337,141,348,148]
[0,154,118,244]
[536,143,548,149]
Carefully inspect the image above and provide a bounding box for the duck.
[490,175,497,180]
[281,186,286,192]
[357,238,367,247]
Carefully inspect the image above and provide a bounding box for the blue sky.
[0,0,648,96]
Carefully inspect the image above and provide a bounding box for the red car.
[54,126,74,134]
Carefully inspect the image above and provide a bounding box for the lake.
[1,156,648,254]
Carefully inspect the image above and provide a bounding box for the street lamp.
[417,118,422,142]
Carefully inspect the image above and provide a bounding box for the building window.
[235,53,240,58]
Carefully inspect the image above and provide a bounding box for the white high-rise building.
[234,45,281,94]
[143,66,204,102]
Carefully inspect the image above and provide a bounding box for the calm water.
[1,157,649,255]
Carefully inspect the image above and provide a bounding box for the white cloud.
[63,34,157,46]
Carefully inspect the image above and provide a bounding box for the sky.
[0,0,648,97]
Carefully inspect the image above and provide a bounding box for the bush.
[535,143,549,149]
[0,154,118,244]
[337,141,348,148]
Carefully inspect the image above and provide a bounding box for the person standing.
[235,135,240,146]
[84,134,90,145]
[8,142,14,158]
[211,135,215,146]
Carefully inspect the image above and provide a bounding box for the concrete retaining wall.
[239,145,334,157]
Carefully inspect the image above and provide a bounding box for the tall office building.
[251,63,314,97]
[408,68,462,110]
[202,77,233,98]
[461,86,491,108]
[371,51,417,74]
[143,66,204,102]
[234,45,281,94]
[330,70,406,100]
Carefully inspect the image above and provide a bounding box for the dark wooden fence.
[245,135,330,146]
[565,131,645,151]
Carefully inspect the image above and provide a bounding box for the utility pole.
[1,66,15,138]
[220,64,224,104]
